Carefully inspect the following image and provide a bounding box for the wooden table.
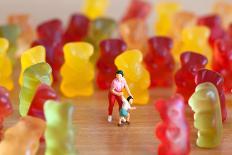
[5,75,232,155]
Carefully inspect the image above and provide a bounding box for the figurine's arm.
[125,82,133,97]
[111,87,123,96]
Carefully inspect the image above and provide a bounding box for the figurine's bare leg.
[126,113,130,122]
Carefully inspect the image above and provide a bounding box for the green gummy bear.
[188,82,223,148]
[19,62,52,116]
[0,24,21,58]
[44,100,76,155]
[85,17,117,62]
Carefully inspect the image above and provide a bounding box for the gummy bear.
[28,84,59,120]
[212,39,232,92]
[177,26,212,68]
[60,42,94,97]
[0,86,12,140]
[121,0,151,22]
[155,94,190,155]
[155,2,181,36]
[115,49,150,104]
[0,38,14,90]
[8,14,35,44]
[32,19,64,82]
[19,45,46,85]
[86,17,117,61]
[63,13,90,43]
[19,62,52,116]
[175,52,208,103]
[0,116,45,155]
[119,19,148,53]
[195,69,226,122]
[189,82,223,148]
[97,39,127,89]
[213,1,232,28]
[197,14,226,47]
[0,24,21,58]
[144,36,175,87]
[44,100,76,155]
[82,0,109,19]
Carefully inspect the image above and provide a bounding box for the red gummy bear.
[197,14,226,47]
[121,0,151,22]
[175,52,208,103]
[212,39,232,92]
[96,39,127,89]
[28,84,59,120]
[0,86,13,139]
[195,69,227,122]
[155,94,190,155]
[144,36,175,88]
[63,13,90,43]
[32,19,64,83]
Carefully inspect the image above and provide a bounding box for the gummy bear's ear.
[180,51,208,66]
[148,36,173,51]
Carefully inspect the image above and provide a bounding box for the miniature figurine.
[108,70,133,122]
[118,96,136,127]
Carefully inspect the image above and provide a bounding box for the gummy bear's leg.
[108,93,116,115]
[115,95,123,111]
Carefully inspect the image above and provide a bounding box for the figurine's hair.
[116,70,124,76]
[127,96,133,102]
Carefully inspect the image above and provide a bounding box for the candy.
[44,100,76,155]
[177,26,212,68]
[63,13,90,43]
[86,17,117,61]
[8,14,34,44]
[60,42,94,97]
[175,52,208,103]
[0,86,12,140]
[144,36,175,87]
[195,69,226,122]
[19,62,52,116]
[197,14,226,47]
[155,2,181,36]
[0,116,45,155]
[0,24,21,58]
[32,19,64,82]
[121,0,151,22]
[28,84,59,120]
[82,0,109,19]
[213,1,232,28]
[0,38,13,90]
[189,82,223,148]
[119,19,148,53]
[155,94,190,155]
[115,49,150,104]
[19,45,46,85]
[97,39,127,89]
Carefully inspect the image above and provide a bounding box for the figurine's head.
[116,70,124,80]
[127,96,133,104]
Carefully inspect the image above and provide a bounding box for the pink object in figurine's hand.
[28,84,59,120]
[155,94,190,155]
[195,69,227,122]
[121,0,151,22]
[0,86,13,140]
[145,36,175,88]
[175,51,208,103]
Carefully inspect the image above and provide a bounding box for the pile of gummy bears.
[0,0,232,154]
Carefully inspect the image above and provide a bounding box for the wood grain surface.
[5,68,232,155]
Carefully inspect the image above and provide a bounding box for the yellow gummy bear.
[0,38,13,90]
[155,2,181,36]
[82,0,109,19]
[60,42,95,97]
[189,82,223,148]
[19,46,46,85]
[114,49,150,104]
[175,26,212,68]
